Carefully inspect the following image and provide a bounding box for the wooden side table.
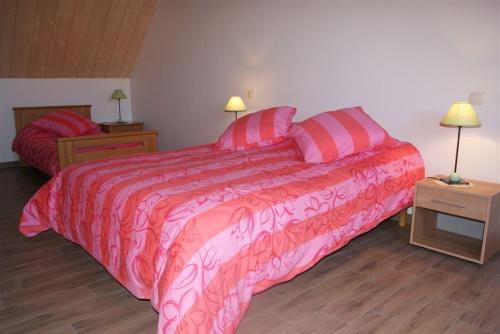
[410,175,500,264]
[100,122,144,133]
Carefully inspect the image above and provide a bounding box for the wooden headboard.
[13,105,92,134]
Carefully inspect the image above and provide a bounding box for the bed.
[19,136,424,333]
[12,104,158,175]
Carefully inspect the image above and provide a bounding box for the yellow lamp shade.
[111,89,127,100]
[440,102,480,128]
[224,96,247,113]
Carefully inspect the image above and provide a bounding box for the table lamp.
[224,96,247,120]
[439,101,481,185]
[111,89,127,123]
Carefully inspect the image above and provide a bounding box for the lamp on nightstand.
[111,89,127,123]
[440,101,481,185]
[224,96,247,120]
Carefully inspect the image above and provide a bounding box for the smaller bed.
[12,104,158,175]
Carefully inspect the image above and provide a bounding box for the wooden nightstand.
[410,176,500,264]
[100,122,144,133]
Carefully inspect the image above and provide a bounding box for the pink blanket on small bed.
[20,139,424,333]
[12,125,141,176]
[12,125,60,175]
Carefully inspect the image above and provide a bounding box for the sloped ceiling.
[0,0,156,78]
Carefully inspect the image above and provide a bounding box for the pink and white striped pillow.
[31,110,99,137]
[217,106,296,150]
[291,106,395,163]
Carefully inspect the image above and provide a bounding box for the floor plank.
[459,277,500,333]
[336,311,402,334]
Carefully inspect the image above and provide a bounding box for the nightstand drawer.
[416,185,488,221]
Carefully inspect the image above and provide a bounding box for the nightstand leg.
[399,210,408,228]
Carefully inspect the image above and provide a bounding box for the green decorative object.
[449,172,461,183]
[111,89,127,123]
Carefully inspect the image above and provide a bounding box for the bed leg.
[398,210,408,228]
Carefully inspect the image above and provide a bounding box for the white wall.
[0,78,132,163]
[132,0,500,184]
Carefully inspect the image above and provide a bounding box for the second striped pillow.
[291,106,395,163]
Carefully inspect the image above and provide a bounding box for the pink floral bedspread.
[20,139,424,333]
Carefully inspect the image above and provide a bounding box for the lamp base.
[439,177,469,185]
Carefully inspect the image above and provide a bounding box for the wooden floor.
[1,167,499,334]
